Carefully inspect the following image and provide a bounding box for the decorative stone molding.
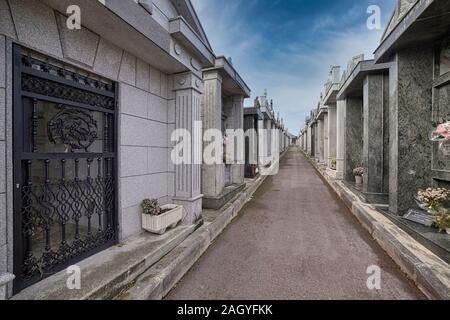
[381,0,419,42]
[174,43,182,55]
[173,72,203,93]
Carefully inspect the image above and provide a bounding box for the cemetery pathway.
[166,147,424,300]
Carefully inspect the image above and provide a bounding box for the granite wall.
[327,105,337,168]
[201,71,224,198]
[362,73,389,203]
[389,46,433,215]
[344,98,363,182]
[431,37,450,186]
[0,0,186,291]
[336,100,346,179]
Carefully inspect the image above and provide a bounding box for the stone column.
[327,104,337,168]
[363,74,388,203]
[316,119,323,161]
[171,72,203,224]
[304,133,307,151]
[307,125,312,155]
[323,113,328,165]
[266,119,272,160]
[279,129,282,152]
[336,100,346,179]
[229,95,245,185]
[201,70,224,198]
[344,97,363,182]
[389,48,433,215]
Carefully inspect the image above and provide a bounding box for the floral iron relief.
[47,105,98,152]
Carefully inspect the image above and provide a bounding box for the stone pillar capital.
[172,71,204,94]
[203,69,223,82]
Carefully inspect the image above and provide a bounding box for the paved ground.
[166,148,425,300]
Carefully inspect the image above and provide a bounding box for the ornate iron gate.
[12,45,118,293]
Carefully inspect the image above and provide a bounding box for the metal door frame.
[12,44,119,293]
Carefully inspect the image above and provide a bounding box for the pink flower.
[431,122,450,141]
[435,123,450,139]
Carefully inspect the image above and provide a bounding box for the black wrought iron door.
[13,45,118,293]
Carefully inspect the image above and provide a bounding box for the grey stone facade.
[375,0,447,215]
[201,57,250,210]
[337,59,391,203]
[0,0,252,298]
[301,0,450,217]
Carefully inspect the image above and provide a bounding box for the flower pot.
[142,204,183,235]
[355,175,363,185]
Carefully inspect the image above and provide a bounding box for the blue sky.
[191,0,397,135]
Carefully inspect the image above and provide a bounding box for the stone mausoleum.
[299,0,450,263]
[0,0,255,298]
[201,56,250,209]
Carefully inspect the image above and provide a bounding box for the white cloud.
[191,0,390,135]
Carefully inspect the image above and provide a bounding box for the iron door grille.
[12,45,118,293]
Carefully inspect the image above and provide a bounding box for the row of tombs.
[0,0,292,297]
[298,0,450,262]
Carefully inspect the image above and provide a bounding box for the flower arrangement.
[142,199,163,216]
[416,188,450,233]
[353,167,364,177]
[431,120,450,142]
[434,208,450,232]
[416,188,450,213]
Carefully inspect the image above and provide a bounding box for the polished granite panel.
[363,74,384,195]
[344,97,363,182]
[382,73,390,194]
[390,46,434,215]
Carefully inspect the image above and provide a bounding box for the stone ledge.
[11,223,201,300]
[203,182,246,210]
[116,149,290,300]
[305,153,450,300]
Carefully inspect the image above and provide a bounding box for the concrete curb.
[304,152,450,300]
[117,151,289,300]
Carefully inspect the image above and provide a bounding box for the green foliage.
[141,199,162,216]
[434,208,450,232]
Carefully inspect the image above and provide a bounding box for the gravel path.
[166,148,424,300]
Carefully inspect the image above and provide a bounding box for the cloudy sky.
[191,0,397,135]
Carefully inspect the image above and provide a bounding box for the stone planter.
[355,175,363,185]
[142,204,183,235]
